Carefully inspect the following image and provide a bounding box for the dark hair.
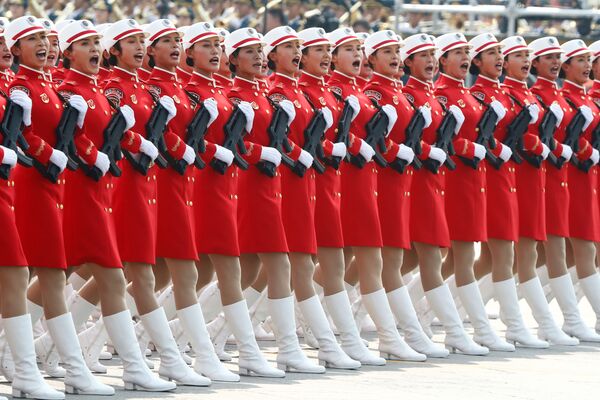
[62,44,72,69]
[559,57,572,79]
[11,40,20,65]
[469,53,482,76]
[229,48,240,74]
[352,19,371,33]
[438,52,448,74]
[529,56,539,76]
[267,56,275,72]
[591,58,598,81]
[107,41,122,67]
[148,40,158,68]
[329,47,339,71]
[403,53,415,75]
[299,47,309,70]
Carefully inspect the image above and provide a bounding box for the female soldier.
[500,36,577,346]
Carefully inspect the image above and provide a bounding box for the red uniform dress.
[138,68,152,83]
[104,67,159,264]
[10,65,68,268]
[186,72,240,256]
[52,61,66,86]
[587,79,600,228]
[146,67,199,260]
[214,73,233,94]
[471,75,519,241]
[269,73,317,254]
[502,77,547,241]
[0,74,28,267]
[328,71,382,247]
[434,74,487,242]
[299,72,344,248]
[364,72,418,249]
[176,67,192,86]
[531,77,574,238]
[403,77,450,248]
[228,76,302,253]
[58,69,144,268]
[561,80,600,242]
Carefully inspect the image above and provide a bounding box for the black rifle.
[349,99,388,168]
[40,104,80,183]
[257,102,294,178]
[211,106,249,175]
[165,105,210,175]
[0,100,32,180]
[324,97,352,170]
[532,101,560,168]
[80,110,127,181]
[573,112,600,173]
[489,100,532,169]
[291,110,327,177]
[458,99,500,169]
[423,106,457,174]
[561,99,588,170]
[389,109,424,173]
[127,101,169,175]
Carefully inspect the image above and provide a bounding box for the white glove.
[203,98,219,127]
[381,104,398,136]
[428,145,447,164]
[260,146,282,166]
[182,144,196,165]
[94,151,110,176]
[419,106,432,128]
[139,138,159,161]
[396,143,415,164]
[591,148,600,165]
[159,96,177,124]
[560,144,573,161]
[527,104,540,125]
[214,144,234,166]
[9,90,32,126]
[49,149,68,172]
[120,105,136,131]
[278,100,296,127]
[298,149,314,169]
[579,105,594,132]
[540,143,550,160]
[473,143,486,160]
[321,107,333,131]
[238,101,255,133]
[0,145,17,168]
[331,142,347,158]
[549,102,564,127]
[358,139,375,162]
[489,100,506,124]
[346,95,360,121]
[68,95,89,128]
[448,105,465,135]
[498,143,513,162]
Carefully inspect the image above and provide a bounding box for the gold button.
[441,190,445,196]
[152,199,156,204]
[189,201,193,206]
[92,88,97,93]
[10,205,14,211]
[374,191,378,196]
[148,199,152,204]
[480,188,485,193]
[108,208,112,213]
[234,195,238,199]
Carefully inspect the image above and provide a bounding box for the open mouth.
[35,50,47,61]
[89,55,99,67]
[425,65,434,73]
[390,62,399,68]
[521,64,530,74]
[320,61,330,69]
[292,56,300,67]
[583,69,591,78]
[495,62,503,71]
[460,62,469,71]
[170,50,180,60]
[209,56,219,65]
[134,53,144,62]
[352,60,361,69]
[3,53,12,62]
[253,62,262,69]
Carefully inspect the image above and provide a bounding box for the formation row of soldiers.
[0,11,599,400]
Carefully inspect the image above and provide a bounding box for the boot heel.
[124,381,137,391]
[379,351,390,360]
[445,345,457,354]
[238,367,250,376]
[276,363,288,372]
[159,374,174,382]
[12,388,25,398]
[318,359,329,367]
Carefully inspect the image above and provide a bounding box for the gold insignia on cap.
[420,34,427,41]
[549,38,555,44]
[162,19,170,26]
[318,28,325,36]
[285,27,292,33]
[248,28,255,35]
[204,23,211,29]
[128,19,136,26]
[82,20,90,27]
[387,30,394,37]
[345,28,352,34]
[27,17,35,24]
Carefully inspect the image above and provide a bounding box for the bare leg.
[543,235,568,279]
[487,239,514,282]
[516,237,539,283]
[195,255,215,292]
[352,247,383,295]
[89,264,128,316]
[381,246,405,293]
[0,267,30,317]
[570,238,598,279]
[315,247,345,296]
[400,247,419,276]
[239,253,261,290]
[258,253,291,299]
[34,268,67,319]
[153,259,172,292]
[209,254,243,306]
[289,252,316,302]
[125,262,158,316]
[413,242,444,291]
[451,241,476,287]
[474,242,493,279]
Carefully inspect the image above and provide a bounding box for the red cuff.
[453,137,475,159]
[577,138,593,160]
[418,141,432,160]
[22,126,54,165]
[551,140,564,158]
[74,129,99,165]
[347,133,362,156]
[383,139,399,163]
[242,141,263,164]
[523,133,542,156]
[120,130,143,153]
[322,139,334,157]
[164,131,186,160]
[286,141,302,161]
[200,141,218,163]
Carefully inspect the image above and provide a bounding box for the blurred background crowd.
[1,0,600,40]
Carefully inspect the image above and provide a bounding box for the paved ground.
[1,298,598,400]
